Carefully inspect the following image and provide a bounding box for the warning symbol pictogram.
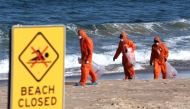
[19,32,59,82]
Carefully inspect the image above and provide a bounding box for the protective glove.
[78,57,82,64]
[150,62,152,66]
[113,57,116,61]
[125,49,128,53]
[165,58,167,62]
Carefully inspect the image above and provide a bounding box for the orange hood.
[120,32,127,39]
[154,36,161,42]
[78,29,88,38]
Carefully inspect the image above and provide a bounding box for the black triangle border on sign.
[19,32,59,82]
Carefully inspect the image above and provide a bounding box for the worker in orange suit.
[76,29,98,86]
[150,36,169,79]
[113,32,136,80]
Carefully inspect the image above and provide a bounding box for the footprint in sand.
[180,84,186,87]
[0,90,6,94]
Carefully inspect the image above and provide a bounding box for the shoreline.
[0,68,154,86]
[1,68,190,87]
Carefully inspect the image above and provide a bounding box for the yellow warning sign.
[9,25,65,109]
[19,32,59,82]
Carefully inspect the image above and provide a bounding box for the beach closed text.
[18,85,57,107]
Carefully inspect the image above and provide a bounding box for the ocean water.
[1,0,190,79]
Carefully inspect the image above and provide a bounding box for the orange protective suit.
[150,36,169,79]
[78,29,98,85]
[113,32,136,80]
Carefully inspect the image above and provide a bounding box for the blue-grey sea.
[1,0,190,80]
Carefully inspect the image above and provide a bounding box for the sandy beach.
[0,86,7,109]
[1,78,190,109]
[1,0,190,109]
[64,79,190,109]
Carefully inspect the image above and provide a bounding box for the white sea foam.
[169,50,190,60]
[1,48,190,71]
[0,59,9,74]
[100,45,118,50]
[66,24,78,33]
[164,35,190,48]
[64,49,190,69]
[65,54,81,68]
